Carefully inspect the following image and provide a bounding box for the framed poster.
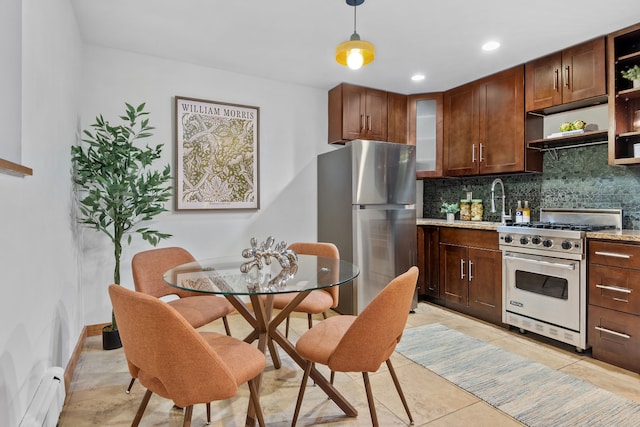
[175,96,259,210]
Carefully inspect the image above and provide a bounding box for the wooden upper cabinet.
[328,83,388,144]
[444,65,527,176]
[409,93,443,178]
[387,92,408,144]
[525,37,606,112]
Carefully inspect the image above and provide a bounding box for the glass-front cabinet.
[408,93,443,178]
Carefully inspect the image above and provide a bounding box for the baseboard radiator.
[19,367,66,427]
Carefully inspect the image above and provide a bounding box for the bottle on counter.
[471,199,483,221]
[515,200,523,223]
[522,201,531,223]
[460,199,471,221]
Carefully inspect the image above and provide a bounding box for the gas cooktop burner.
[505,222,617,232]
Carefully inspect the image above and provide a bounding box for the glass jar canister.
[471,199,483,221]
[460,199,471,221]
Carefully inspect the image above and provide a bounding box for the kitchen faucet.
[490,178,511,223]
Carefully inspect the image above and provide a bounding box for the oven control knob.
[543,239,553,247]
[531,236,542,245]
[504,235,513,243]
[561,240,573,250]
[520,236,529,245]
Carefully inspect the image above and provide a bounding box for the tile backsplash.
[421,143,640,229]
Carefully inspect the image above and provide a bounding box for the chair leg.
[330,371,335,385]
[362,372,379,427]
[125,377,136,394]
[132,389,153,427]
[182,405,193,427]
[322,311,328,319]
[307,313,313,329]
[206,402,211,425]
[222,316,231,336]
[291,361,313,427]
[285,315,290,338]
[386,359,414,425]
[248,378,266,427]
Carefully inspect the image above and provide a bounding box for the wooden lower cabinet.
[439,228,502,325]
[588,239,640,373]
[417,226,440,299]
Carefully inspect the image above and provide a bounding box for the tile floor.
[59,302,640,426]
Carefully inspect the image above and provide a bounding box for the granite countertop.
[417,218,640,243]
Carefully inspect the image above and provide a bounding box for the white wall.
[79,46,332,325]
[0,0,83,426]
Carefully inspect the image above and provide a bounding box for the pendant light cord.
[353,3,357,34]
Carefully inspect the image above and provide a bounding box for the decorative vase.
[102,325,122,350]
[446,213,455,222]
[634,79,640,89]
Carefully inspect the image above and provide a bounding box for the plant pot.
[446,213,455,222]
[102,325,122,350]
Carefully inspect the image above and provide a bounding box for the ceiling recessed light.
[482,41,500,51]
[411,74,425,81]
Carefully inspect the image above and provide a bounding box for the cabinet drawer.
[589,264,640,314]
[589,240,640,270]
[588,305,640,373]
[439,228,499,250]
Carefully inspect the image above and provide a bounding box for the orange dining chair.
[270,242,340,337]
[126,247,235,393]
[109,284,266,427]
[291,266,419,427]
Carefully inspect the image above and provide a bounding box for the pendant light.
[336,0,375,70]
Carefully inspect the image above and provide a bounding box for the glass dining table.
[163,254,360,425]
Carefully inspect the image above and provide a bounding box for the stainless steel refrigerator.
[318,139,417,315]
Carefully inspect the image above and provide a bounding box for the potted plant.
[71,102,173,350]
[621,65,640,88]
[441,202,460,222]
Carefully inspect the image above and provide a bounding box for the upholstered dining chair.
[109,284,266,427]
[291,266,419,427]
[126,246,235,393]
[270,242,340,338]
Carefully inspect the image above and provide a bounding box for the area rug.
[396,323,640,426]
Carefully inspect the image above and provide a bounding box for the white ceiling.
[70,0,640,95]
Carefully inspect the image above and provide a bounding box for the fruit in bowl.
[572,120,586,130]
[560,122,573,132]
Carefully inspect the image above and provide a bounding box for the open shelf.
[528,130,609,150]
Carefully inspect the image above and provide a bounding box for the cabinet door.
[419,226,440,298]
[468,247,502,323]
[561,37,606,104]
[341,84,367,140]
[443,85,477,176]
[364,87,388,141]
[409,93,443,178]
[440,244,468,306]
[417,226,426,295]
[479,66,525,174]
[525,53,562,112]
[387,92,407,144]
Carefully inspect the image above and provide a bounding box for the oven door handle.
[503,253,576,270]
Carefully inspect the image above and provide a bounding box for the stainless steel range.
[498,208,622,351]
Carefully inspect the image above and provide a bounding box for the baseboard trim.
[63,323,110,394]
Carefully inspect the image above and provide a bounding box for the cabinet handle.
[360,114,365,131]
[553,68,559,91]
[564,65,570,88]
[367,115,371,131]
[595,284,632,294]
[460,259,465,280]
[468,260,473,281]
[594,251,631,259]
[471,144,476,163]
[594,326,631,340]
[479,143,484,163]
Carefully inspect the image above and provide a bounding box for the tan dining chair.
[126,246,235,393]
[109,284,266,427]
[270,242,340,337]
[291,266,419,427]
